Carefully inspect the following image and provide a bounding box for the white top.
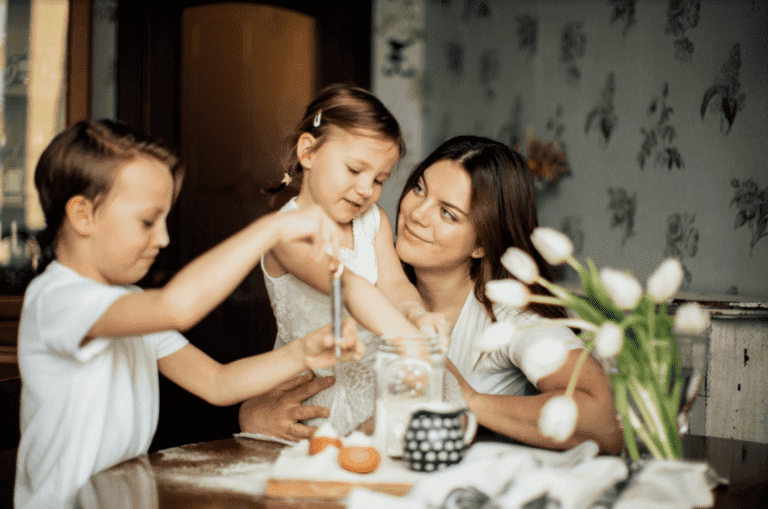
[448,291,583,396]
[262,198,381,436]
[14,261,188,509]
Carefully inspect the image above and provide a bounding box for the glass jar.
[373,334,446,457]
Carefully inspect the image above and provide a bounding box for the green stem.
[535,276,571,300]
[565,344,594,398]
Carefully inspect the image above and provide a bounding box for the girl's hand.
[279,205,342,266]
[301,317,364,370]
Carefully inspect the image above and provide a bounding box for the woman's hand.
[300,317,364,371]
[446,358,477,407]
[238,371,336,441]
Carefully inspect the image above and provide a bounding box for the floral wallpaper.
[374,0,768,298]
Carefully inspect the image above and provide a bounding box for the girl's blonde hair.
[265,83,404,196]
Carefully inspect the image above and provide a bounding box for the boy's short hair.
[34,119,184,255]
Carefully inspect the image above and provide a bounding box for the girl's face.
[396,159,481,273]
[89,156,174,285]
[297,126,400,224]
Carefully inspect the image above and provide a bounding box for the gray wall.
[377,0,768,299]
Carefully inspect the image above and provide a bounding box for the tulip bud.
[673,302,710,335]
[522,335,569,381]
[599,268,643,310]
[647,258,684,303]
[531,227,574,266]
[486,279,531,308]
[501,247,539,284]
[474,321,518,352]
[539,395,578,442]
[594,321,623,358]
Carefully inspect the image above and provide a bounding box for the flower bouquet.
[476,227,711,459]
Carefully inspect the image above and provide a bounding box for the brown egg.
[308,436,342,456]
[338,445,381,474]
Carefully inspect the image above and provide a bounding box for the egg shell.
[309,436,342,456]
[338,445,381,474]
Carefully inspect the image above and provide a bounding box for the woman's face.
[396,159,480,273]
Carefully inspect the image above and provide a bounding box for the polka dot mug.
[402,401,477,472]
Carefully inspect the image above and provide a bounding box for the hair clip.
[313,111,322,127]
[281,172,292,185]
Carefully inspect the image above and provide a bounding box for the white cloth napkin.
[613,459,714,509]
[346,440,627,509]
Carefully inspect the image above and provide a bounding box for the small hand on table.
[238,371,334,442]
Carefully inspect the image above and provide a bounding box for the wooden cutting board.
[265,441,422,501]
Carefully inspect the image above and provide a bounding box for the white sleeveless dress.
[262,197,381,436]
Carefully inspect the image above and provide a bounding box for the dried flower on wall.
[638,82,684,170]
[607,187,637,247]
[517,15,537,55]
[665,0,700,62]
[585,73,617,147]
[524,126,571,193]
[560,22,586,84]
[609,0,637,36]
[664,212,699,288]
[701,43,745,135]
[730,178,768,255]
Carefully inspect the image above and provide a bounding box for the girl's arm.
[269,209,422,338]
[87,205,340,340]
[159,318,362,407]
[449,351,624,455]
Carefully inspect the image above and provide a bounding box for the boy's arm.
[159,318,362,407]
[87,206,340,341]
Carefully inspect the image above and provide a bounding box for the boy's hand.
[280,205,341,266]
[301,317,364,370]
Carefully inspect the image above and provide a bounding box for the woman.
[240,136,623,454]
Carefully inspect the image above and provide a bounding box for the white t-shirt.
[14,261,188,509]
[448,291,583,396]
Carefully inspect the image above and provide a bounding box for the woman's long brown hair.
[397,135,567,321]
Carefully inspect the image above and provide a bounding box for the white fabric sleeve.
[36,279,131,363]
[145,329,189,359]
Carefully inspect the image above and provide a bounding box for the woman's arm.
[87,205,340,340]
[449,351,624,454]
[159,318,362,407]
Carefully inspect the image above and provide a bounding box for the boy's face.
[90,156,174,285]
[297,126,400,224]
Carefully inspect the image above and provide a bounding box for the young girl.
[261,84,444,438]
[14,120,363,509]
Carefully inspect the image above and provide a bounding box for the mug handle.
[461,409,478,446]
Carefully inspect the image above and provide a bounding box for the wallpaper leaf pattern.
[730,178,768,255]
[607,187,637,246]
[665,212,699,288]
[479,49,500,101]
[517,15,538,55]
[560,22,586,84]
[609,0,637,36]
[638,82,684,170]
[383,38,418,77]
[665,0,700,62]
[701,43,745,135]
[585,73,617,146]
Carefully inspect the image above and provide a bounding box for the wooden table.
[74,434,768,509]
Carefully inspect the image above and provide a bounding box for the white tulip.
[673,302,710,335]
[599,268,643,310]
[539,395,578,442]
[486,279,530,308]
[647,258,684,303]
[531,227,574,266]
[522,336,569,381]
[594,321,623,358]
[474,321,518,352]
[501,247,539,284]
